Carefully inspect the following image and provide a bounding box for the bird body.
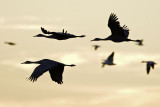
[141,61,157,74]
[21,59,76,84]
[91,13,141,43]
[102,52,116,68]
[34,27,85,40]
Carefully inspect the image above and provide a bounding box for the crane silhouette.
[91,13,141,43]
[102,52,116,68]
[141,61,157,75]
[4,42,16,46]
[92,45,100,51]
[34,27,85,40]
[21,59,76,84]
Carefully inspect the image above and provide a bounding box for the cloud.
[0,87,160,107]
[0,24,40,30]
[0,17,6,23]
[0,24,72,30]
[60,53,87,64]
[0,59,36,71]
[0,16,71,30]
[88,87,160,107]
[21,16,39,21]
[0,79,160,107]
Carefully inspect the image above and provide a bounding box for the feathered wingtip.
[110,13,118,21]
[41,27,49,34]
[27,76,37,82]
[123,25,129,30]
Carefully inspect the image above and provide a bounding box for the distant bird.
[92,45,100,51]
[21,59,76,84]
[136,39,143,46]
[141,61,157,75]
[4,42,16,46]
[91,13,141,43]
[102,52,116,68]
[33,27,85,40]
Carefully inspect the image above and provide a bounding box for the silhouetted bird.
[21,59,76,84]
[141,61,157,75]
[34,27,85,40]
[91,13,141,43]
[4,42,16,46]
[102,52,116,68]
[92,45,100,51]
[136,39,143,46]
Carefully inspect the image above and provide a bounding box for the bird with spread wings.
[91,13,141,43]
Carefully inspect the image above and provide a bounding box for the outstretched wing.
[108,13,129,38]
[28,64,52,82]
[41,27,56,34]
[106,52,114,63]
[146,63,151,75]
[49,64,64,84]
[151,64,154,69]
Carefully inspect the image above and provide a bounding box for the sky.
[0,0,160,107]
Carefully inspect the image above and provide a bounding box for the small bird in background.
[102,51,116,68]
[4,42,16,46]
[91,13,141,44]
[92,45,100,51]
[136,39,143,46]
[33,27,85,40]
[141,61,157,75]
[21,59,76,84]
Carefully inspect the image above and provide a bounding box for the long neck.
[28,61,42,64]
[77,35,85,38]
[142,61,147,63]
[97,38,109,41]
[64,64,76,67]
[91,38,110,41]
[42,34,49,38]
[36,34,50,38]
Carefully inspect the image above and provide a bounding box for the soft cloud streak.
[60,53,87,64]
[0,59,36,71]
[0,17,6,23]
[0,87,160,107]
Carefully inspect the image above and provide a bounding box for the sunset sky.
[0,0,160,107]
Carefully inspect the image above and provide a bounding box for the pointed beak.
[21,62,25,64]
[33,35,37,37]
